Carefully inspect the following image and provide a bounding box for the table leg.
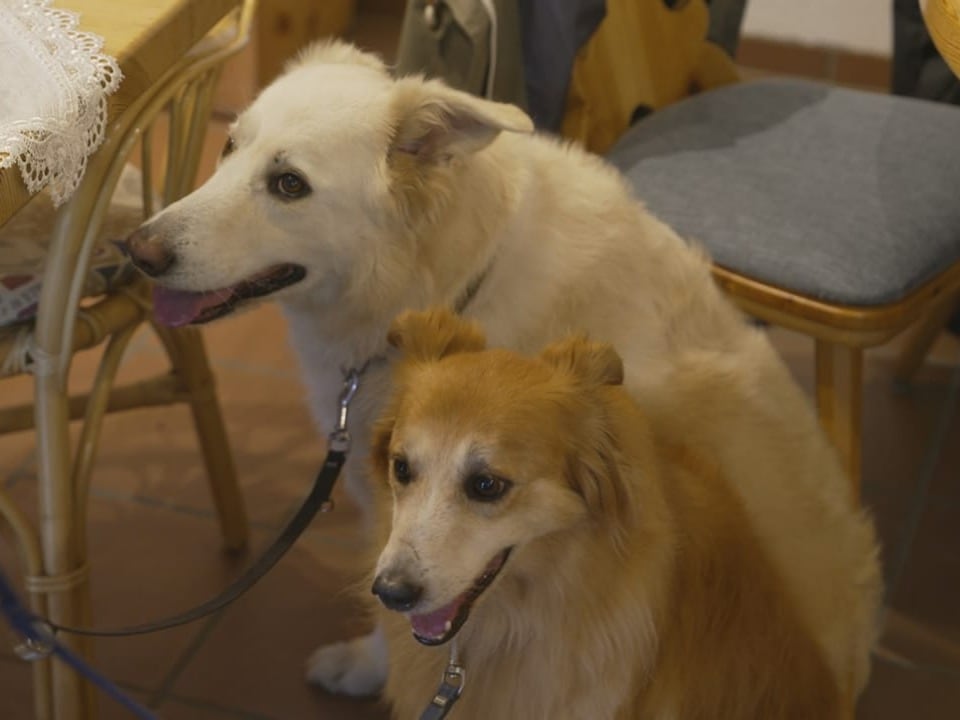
[33,353,97,719]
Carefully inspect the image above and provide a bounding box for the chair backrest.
[561,0,738,154]
[926,0,960,79]
[707,0,749,57]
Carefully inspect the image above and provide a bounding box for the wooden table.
[0,0,240,229]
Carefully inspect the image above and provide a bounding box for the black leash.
[42,447,346,637]
[2,369,360,641]
[0,443,348,720]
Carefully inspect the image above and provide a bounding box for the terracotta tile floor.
[3,302,960,720]
[3,11,960,720]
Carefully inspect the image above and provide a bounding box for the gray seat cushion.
[607,78,960,306]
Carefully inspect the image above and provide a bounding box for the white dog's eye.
[392,456,413,485]
[269,171,311,200]
[465,473,510,503]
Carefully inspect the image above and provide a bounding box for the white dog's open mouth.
[151,264,306,327]
[409,548,512,646]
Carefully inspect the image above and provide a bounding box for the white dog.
[124,41,881,704]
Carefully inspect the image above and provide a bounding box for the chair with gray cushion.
[605,64,960,493]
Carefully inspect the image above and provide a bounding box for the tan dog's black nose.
[372,571,423,612]
[124,225,175,277]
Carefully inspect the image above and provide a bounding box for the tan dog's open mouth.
[152,263,306,327]
[409,548,512,646]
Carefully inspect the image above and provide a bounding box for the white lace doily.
[0,0,122,205]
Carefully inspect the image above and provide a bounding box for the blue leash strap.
[0,569,159,719]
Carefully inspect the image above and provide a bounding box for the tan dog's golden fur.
[370,310,854,720]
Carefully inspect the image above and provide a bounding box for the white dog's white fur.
[135,41,881,701]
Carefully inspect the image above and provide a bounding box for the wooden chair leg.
[153,323,249,551]
[814,341,863,501]
[894,293,960,384]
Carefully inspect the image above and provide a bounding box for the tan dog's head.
[371,309,631,646]
[121,41,532,328]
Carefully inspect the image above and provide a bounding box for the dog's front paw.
[305,630,388,696]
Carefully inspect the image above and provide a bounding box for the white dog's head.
[123,41,532,327]
[371,309,633,646]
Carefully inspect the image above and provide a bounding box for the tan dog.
[370,309,870,720]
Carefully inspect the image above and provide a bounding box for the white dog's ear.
[540,336,625,387]
[387,308,486,362]
[389,78,534,160]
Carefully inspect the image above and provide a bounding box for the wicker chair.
[0,2,255,717]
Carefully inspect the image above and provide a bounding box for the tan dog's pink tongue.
[152,286,229,327]
[410,592,466,641]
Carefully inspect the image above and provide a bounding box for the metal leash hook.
[1,572,159,719]
[323,367,361,512]
[419,640,467,720]
[330,367,361,451]
[13,621,55,661]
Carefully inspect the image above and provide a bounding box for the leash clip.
[419,641,466,719]
[11,620,55,661]
[329,368,361,453]
[439,662,466,699]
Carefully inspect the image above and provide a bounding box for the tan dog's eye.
[221,136,235,157]
[392,456,413,485]
[465,473,510,503]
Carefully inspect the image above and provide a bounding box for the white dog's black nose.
[372,571,423,611]
[123,225,175,277]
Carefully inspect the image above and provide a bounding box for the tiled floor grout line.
[885,348,960,602]
[147,609,228,709]
[3,468,372,546]
[161,692,279,720]
[0,653,273,720]
[124,334,300,382]
[145,613,290,720]
[209,357,300,381]
[3,447,36,490]
[113,340,299,381]
[86,486,281,532]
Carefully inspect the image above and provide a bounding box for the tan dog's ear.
[387,308,487,362]
[389,78,533,160]
[566,435,630,530]
[540,336,625,386]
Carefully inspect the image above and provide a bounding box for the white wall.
[742,0,893,57]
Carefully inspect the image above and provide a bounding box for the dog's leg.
[305,624,388,696]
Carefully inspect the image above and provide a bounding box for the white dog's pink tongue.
[410,593,466,642]
[152,286,229,327]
